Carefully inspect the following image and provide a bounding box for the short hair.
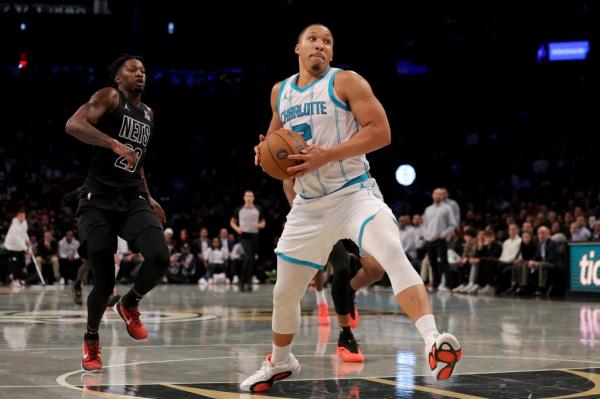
[108,54,144,86]
[464,229,477,238]
[484,230,496,238]
[297,23,332,43]
[244,190,254,195]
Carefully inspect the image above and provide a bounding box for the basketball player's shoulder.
[89,87,120,108]
[334,70,369,87]
[333,70,372,98]
[271,81,284,96]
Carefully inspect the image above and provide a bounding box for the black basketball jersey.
[84,89,154,192]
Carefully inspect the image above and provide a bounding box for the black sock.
[74,280,82,290]
[85,328,99,341]
[121,289,142,309]
[340,326,352,335]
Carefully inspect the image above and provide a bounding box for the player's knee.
[145,245,170,270]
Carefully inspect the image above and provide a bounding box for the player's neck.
[119,87,142,107]
[296,67,328,88]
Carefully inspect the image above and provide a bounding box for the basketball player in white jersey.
[241,24,462,393]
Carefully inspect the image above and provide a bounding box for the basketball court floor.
[1,284,599,399]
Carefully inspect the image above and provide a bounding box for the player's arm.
[255,82,284,166]
[65,88,138,170]
[230,214,242,235]
[288,71,391,177]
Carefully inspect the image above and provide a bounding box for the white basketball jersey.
[277,67,370,199]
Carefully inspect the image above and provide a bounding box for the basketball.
[258,129,307,180]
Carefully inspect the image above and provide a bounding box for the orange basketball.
[258,129,307,180]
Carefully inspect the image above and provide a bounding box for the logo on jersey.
[123,103,129,112]
[280,101,327,124]
[118,115,151,147]
[144,109,151,121]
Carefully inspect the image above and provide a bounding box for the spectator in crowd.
[58,230,81,284]
[422,188,457,292]
[36,231,60,284]
[229,239,245,285]
[203,237,229,284]
[512,231,538,295]
[164,228,176,254]
[219,228,234,252]
[3,210,30,287]
[550,221,568,243]
[398,215,418,266]
[452,229,478,293]
[178,228,192,252]
[473,230,503,295]
[518,226,560,296]
[192,227,210,258]
[592,221,600,241]
[571,216,591,242]
[441,188,461,229]
[497,224,521,293]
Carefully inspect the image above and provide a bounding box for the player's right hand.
[112,140,139,171]
[254,134,266,167]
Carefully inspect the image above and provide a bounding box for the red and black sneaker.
[114,300,148,341]
[81,340,102,372]
[336,328,365,363]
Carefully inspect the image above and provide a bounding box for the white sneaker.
[232,276,239,284]
[438,285,450,293]
[452,284,466,293]
[426,332,462,380]
[478,284,496,296]
[460,283,473,293]
[240,353,301,393]
[9,280,23,288]
[466,284,482,294]
[198,278,207,286]
[59,277,65,285]
[252,276,259,284]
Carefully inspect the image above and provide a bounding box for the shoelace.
[128,308,143,328]
[86,343,101,360]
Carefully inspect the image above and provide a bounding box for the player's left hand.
[149,197,167,224]
[287,145,331,178]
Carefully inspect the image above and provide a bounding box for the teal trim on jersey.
[358,214,376,253]
[297,176,306,196]
[276,252,324,270]
[290,67,331,93]
[299,172,368,200]
[277,78,289,115]
[328,69,351,111]
[309,85,327,196]
[334,106,349,181]
[392,216,399,226]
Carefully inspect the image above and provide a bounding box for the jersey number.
[291,123,313,141]
[114,144,142,173]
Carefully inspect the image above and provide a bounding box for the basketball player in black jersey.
[65,54,170,372]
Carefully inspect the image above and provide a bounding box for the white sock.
[415,314,439,343]
[315,289,326,305]
[271,343,291,365]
